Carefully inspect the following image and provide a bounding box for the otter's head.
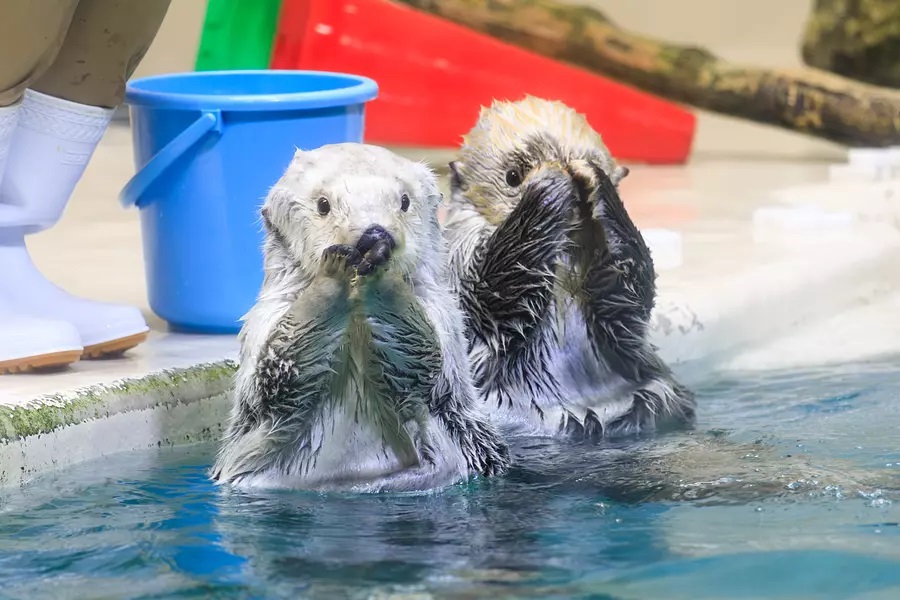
[449,96,629,225]
[260,143,443,281]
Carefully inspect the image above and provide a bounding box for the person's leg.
[0,0,79,109]
[30,0,173,108]
[0,0,172,363]
[0,0,78,185]
[0,0,84,373]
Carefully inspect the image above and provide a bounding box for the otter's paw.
[357,241,392,277]
[524,165,579,214]
[321,244,362,278]
[585,161,622,216]
[561,408,607,441]
[356,240,394,277]
[354,225,396,277]
[479,438,511,477]
[469,421,511,477]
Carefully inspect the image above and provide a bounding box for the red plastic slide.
[270,0,696,164]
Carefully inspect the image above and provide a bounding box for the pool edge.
[0,360,237,488]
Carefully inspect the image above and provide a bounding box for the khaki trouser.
[0,0,172,108]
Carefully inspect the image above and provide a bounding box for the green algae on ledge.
[0,360,238,441]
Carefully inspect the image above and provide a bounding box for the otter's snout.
[355,224,396,276]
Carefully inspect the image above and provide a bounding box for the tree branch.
[395,0,900,147]
[802,0,900,89]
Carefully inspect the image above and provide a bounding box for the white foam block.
[844,148,900,182]
[642,228,683,270]
[847,148,900,168]
[829,163,881,184]
[752,206,856,239]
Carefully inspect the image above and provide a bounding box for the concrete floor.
[3,120,900,409]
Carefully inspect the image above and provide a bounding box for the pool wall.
[0,362,235,487]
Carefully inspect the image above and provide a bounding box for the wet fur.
[211,143,509,492]
[444,96,696,439]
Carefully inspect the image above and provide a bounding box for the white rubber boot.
[0,294,83,374]
[0,101,83,374]
[0,100,16,182]
[0,90,149,358]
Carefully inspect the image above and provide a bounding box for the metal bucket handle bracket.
[119,109,224,209]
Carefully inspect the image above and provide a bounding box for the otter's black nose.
[355,225,396,276]
[355,224,396,255]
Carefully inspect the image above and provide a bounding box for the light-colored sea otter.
[444,96,696,438]
[211,143,509,492]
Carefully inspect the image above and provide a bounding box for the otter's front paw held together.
[587,161,619,213]
[523,165,579,216]
[321,244,362,278]
[355,224,396,277]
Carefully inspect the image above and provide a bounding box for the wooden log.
[394,0,900,147]
[802,0,900,89]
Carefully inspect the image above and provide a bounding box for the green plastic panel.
[195,0,283,71]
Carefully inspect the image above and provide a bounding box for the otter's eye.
[505,168,523,187]
[316,197,331,216]
[400,193,410,212]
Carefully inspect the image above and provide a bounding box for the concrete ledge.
[0,361,236,487]
[651,226,900,380]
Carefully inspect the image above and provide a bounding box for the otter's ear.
[289,147,306,165]
[260,186,293,233]
[449,160,468,192]
[612,165,630,185]
[260,205,275,232]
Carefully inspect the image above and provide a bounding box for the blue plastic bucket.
[121,70,378,334]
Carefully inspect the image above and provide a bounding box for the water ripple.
[0,358,898,598]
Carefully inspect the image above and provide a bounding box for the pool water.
[1,358,899,600]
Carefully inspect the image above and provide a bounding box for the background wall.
[593,0,843,161]
[131,0,844,161]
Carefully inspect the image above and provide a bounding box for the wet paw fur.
[355,226,396,277]
[322,244,362,278]
[356,239,393,276]
[467,418,512,477]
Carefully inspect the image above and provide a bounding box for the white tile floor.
[3,122,900,408]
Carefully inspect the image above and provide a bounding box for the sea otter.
[444,96,696,438]
[211,143,509,492]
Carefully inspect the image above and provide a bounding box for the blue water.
[1,358,899,599]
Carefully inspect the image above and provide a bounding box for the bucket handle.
[119,109,224,209]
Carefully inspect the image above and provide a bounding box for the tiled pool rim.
[0,361,236,487]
